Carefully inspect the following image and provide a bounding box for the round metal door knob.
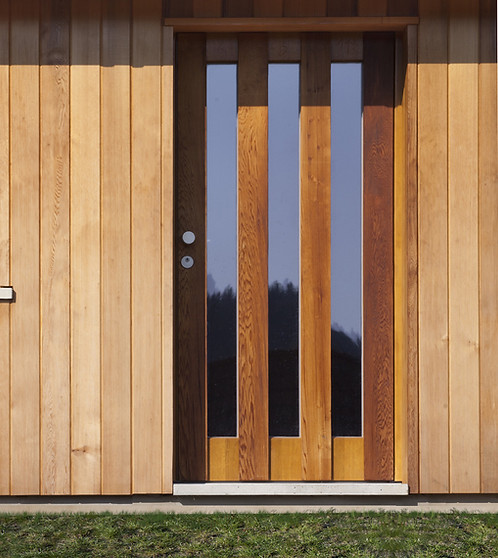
[182,231,196,245]
[181,255,194,269]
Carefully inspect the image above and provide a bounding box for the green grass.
[0,512,496,557]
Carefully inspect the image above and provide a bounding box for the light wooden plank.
[330,33,363,61]
[206,35,238,63]
[268,34,301,62]
[209,438,239,481]
[405,25,419,494]
[270,438,302,481]
[175,34,207,482]
[418,0,449,494]
[70,0,102,496]
[448,0,480,494]
[162,26,174,494]
[193,0,223,17]
[333,438,364,481]
[0,0,9,496]
[164,17,420,33]
[363,33,394,482]
[479,0,498,495]
[40,0,71,496]
[284,0,327,17]
[394,33,408,485]
[358,0,388,17]
[10,0,41,496]
[238,34,269,481]
[131,0,163,495]
[300,34,332,481]
[101,0,132,495]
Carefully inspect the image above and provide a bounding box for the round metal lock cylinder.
[182,231,196,245]
[181,255,194,269]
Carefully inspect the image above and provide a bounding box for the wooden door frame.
[169,22,419,491]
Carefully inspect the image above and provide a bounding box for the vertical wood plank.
[284,0,327,17]
[358,0,387,17]
[330,34,363,61]
[10,0,41,496]
[254,0,284,17]
[270,438,301,480]
[327,0,357,17]
[40,0,71,496]
[363,33,394,482]
[238,34,269,481]
[70,0,102,495]
[224,0,253,17]
[394,33,408,485]
[131,0,163,494]
[209,438,239,481]
[0,0,9,496]
[405,25,419,494]
[101,0,132,494]
[300,34,331,481]
[418,0,449,493]
[333,438,364,481]
[448,0,480,494]
[175,34,207,481]
[388,0,418,17]
[162,26,174,494]
[479,0,498,495]
[193,0,222,17]
[165,0,193,17]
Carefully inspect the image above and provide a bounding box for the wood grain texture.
[225,0,253,17]
[209,438,239,481]
[237,35,269,481]
[363,33,394,482]
[394,33,408,485]
[162,26,174,494]
[193,0,223,17]
[327,0,358,17]
[254,0,284,17]
[131,0,163,494]
[300,34,332,481]
[0,1,9,496]
[10,0,41,495]
[206,35,238,62]
[40,0,71,496]
[479,0,498,494]
[70,0,102,496]
[175,34,207,482]
[101,0,132,494]
[405,24,419,494]
[358,0,387,16]
[270,438,301,480]
[418,0,449,493]
[330,33,363,61]
[284,0,327,17]
[268,34,301,62]
[448,0,480,494]
[333,438,364,480]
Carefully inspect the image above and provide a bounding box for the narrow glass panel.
[206,65,237,437]
[331,63,363,437]
[268,64,300,437]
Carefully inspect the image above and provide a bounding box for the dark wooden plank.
[300,34,332,481]
[175,34,207,482]
[388,0,418,17]
[166,0,193,17]
[363,33,394,482]
[224,0,252,17]
[284,0,327,16]
[254,0,284,16]
[327,0,358,17]
[237,34,269,481]
[193,0,222,17]
[358,0,387,16]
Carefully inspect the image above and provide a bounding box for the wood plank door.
[175,32,394,483]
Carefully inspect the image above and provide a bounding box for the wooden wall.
[418,0,498,493]
[0,0,174,496]
[0,0,496,496]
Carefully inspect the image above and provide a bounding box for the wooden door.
[175,32,394,482]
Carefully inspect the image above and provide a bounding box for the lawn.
[0,511,496,557]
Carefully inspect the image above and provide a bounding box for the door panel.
[175,32,394,482]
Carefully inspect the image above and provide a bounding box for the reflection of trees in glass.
[207,280,362,438]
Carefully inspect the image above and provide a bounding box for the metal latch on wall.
[0,287,15,302]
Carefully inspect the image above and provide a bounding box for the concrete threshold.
[173,482,409,497]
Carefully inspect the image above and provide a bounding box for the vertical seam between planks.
[129,0,133,494]
[68,0,73,495]
[99,0,104,495]
[445,5,450,492]
[7,0,11,495]
[38,0,42,494]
